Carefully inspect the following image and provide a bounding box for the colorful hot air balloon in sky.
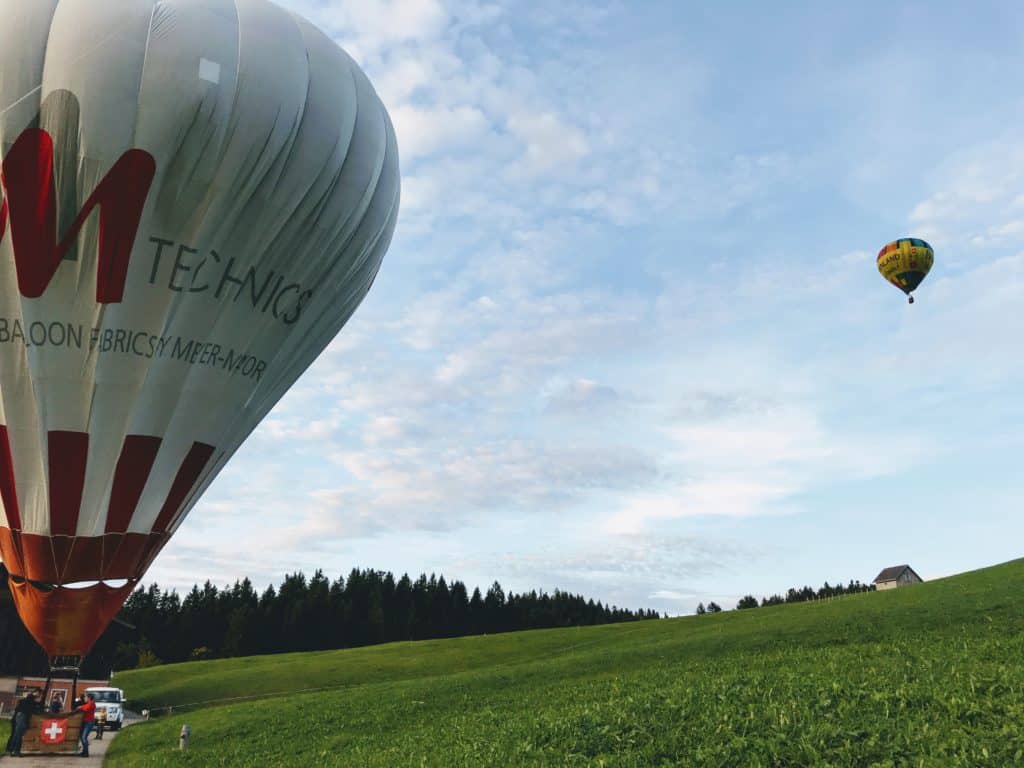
[0,0,399,668]
[877,237,934,304]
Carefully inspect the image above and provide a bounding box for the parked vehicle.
[83,687,125,730]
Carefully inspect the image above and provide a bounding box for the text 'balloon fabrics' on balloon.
[877,237,934,303]
[0,0,400,659]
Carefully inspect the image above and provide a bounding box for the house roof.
[873,564,920,583]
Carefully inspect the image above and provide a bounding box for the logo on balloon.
[0,128,154,303]
[0,127,313,325]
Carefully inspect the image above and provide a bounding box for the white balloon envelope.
[0,0,399,657]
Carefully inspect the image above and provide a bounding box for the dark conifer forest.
[111,569,662,669]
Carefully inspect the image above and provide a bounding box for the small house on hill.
[873,564,923,590]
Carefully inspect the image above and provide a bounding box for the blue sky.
[146,0,1024,615]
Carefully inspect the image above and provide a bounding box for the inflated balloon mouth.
[7,573,55,591]
[5,576,140,657]
[8,574,134,590]
[60,579,132,590]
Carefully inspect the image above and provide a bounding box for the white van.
[83,687,126,730]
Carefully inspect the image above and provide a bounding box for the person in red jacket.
[76,693,96,757]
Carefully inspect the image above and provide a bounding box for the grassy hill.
[108,559,1024,766]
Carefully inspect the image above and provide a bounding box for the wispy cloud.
[296,439,658,541]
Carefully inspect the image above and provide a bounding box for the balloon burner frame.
[41,655,84,706]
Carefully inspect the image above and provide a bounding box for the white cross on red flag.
[40,719,68,744]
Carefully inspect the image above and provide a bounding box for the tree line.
[696,579,876,615]
[114,568,662,668]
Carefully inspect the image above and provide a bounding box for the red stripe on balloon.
[48,431,89,537]
[62,535,104,584]
[153,442,216,533]
[100,533,123,576]
[0,526,25,577]
[102,532,149,580]
[0,426,20,530]
[19,534,58,583]
[51,536,74,581]
[105,435,162,534]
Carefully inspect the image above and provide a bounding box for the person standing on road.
[8,689,39,757]
[76,693,97,757]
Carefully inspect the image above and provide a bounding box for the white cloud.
[390,103,492,161]
[542,378,621,413]
[296,440,658,542]
[363,416,431,446]
[289,0,451,60]
[605,394,933,534]
[425,292,646,389]
[451,532,755,615]
[606,483,788,535]
[909,139,1024,253]
[506,111,590,176]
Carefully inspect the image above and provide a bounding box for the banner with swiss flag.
[40,719,68,744]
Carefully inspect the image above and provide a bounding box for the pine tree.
[736,595,759,610]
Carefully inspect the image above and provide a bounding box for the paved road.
[1,716,140,766]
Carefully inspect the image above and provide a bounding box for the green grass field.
[107,559,1024,766]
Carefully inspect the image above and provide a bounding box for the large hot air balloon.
[877,237,933,303]
[0,0,399,680]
